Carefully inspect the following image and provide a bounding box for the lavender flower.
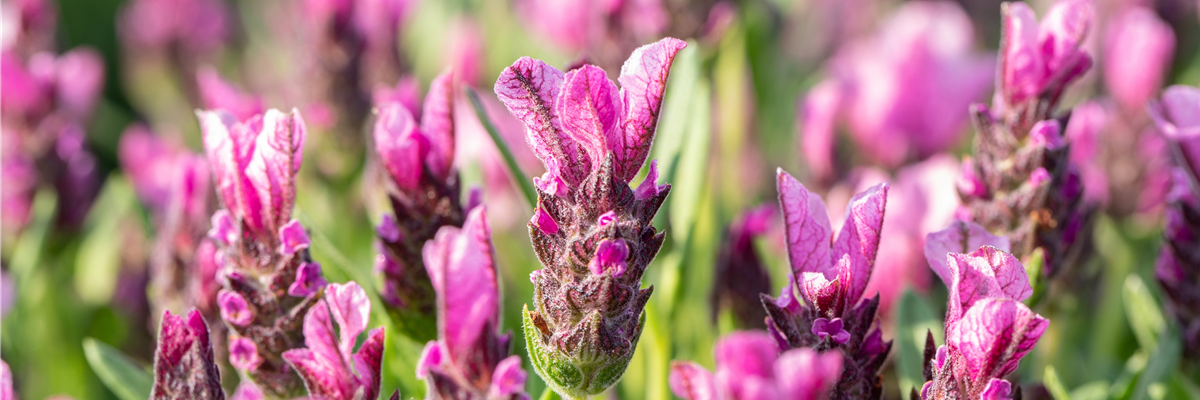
[713,205,774,329]
[199,108,326,398]
[494,37,685,397]
[959,0,1096,279]
[372,71,463,342]
[1103,6,1175,112]
[669,331,843,400]
[759,170,890,399]
[800,1,993,169]
[282,282,385,400]
[918,246,1048,400]
[1149,84,1200,359]
[416,207,529,399]
[151,309,225,399]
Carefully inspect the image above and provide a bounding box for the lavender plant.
[494,37,686,398]
[758,170,891,399]
[669,331,843,400]
[199,108,329,398]
[371,71,464,342]
[958,0,1096,279]
[150,309,224,399]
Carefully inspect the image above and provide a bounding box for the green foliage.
[895,290,943,396]
[82,338,152,400]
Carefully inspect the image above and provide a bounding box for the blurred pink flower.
[1104,6,1175,111]
[670,331,843,400]
[197,67,265,122]
[517,0,667,53]
[446,18,484,87]
[119,0,231,54]
[806,2,993,168]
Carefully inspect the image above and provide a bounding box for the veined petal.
[489,355,528,397]
[198,109,260,231]
[351,327,385,399]
[244,108,306,235]
[326,282,371,360]
[1000,2,1043,105]
[776,169,834,277]
[496,57,592,184]
[946,247,1032,326]
[924,221,1011,286]
[774,348,842,400]
[615,37,687,182]
[557,65,621,172]
[151,309,223,399]
[374,102,430,193]
[714,331,778,380]
[946,298,1048,381]
[1038,0,1092,73]
[831,181,888,302]
[669,361,716,400]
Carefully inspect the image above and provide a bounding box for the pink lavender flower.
[959,0,1096,279]
[759,170,890,399]
[669,331,843,400]
[150,309,224,399]
[282,282,385,400]
[516,0,667,58]
[1149,84,1200,359]
[713,205,775,329]
[0,0,57,56]
[118,0,231,54]
[199,107,325,397]
[495,37,685,397]
[1103,6,1175,112]
[372,71,464,342]
[800,1,993,169]
[918,246,1048,400]
[416,207,529,399]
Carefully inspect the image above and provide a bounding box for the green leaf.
[466,88,537,211]
[1130,318,1182,400]
[1068,381,1109,400]
[75,175,138,305]
[895,289,943,396]
[82,338,153,400]
[1044,366,1071,400]
[1122,275,1166,352]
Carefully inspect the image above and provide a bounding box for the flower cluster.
[958,0,1096,278]
[282,282,385,400]
[494,37,685,397]
[1149,84,1200,360]
[669,331,843,400]
[199,107,328,397]
[416,207,529,399]
[150,309,224,399]
[372,71,465,342]
[758,170,890,399]
[919,226,1048,400]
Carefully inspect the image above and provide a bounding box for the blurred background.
[2,0,1199,398]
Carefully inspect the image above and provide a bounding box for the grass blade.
[466,88,537,210]
[82,338,153,400]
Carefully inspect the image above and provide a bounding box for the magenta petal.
[198,109,261,231]
[1038,0,1092,73]
[208,209,238,245]
[615,37,687,182]
[421,71,457,181]
[947,298,1048,381]
[557,64,621,172]
[416,341,442,379]
[325,282,371,359]
[946,247,1032,325]
[277,219,311,255]
[714,331,779,380]
[151,309,223,398]
[531,207,560,235]
[197,66,263,121]
[776,169,834,277]
[218,290,253,326]
[489,355,528,397]
[773,348,842,399]
[634,159,668,200]
[351,327,385,399]
[831,181,888,302]
[588,238,630,277]
[1001,2,1043,106]
[230,381,263,400]
[422,207,499,366]
[377,214,402,242]
[924,221,1011,286]
[244,108,306,234]
[229,337,263,371]
[981,378,1013,400]
[496,57,594,184]
[1029,120,1064,150]
[288,262,328,297]
[1103,7,1175,111]
[287,299,354,397]
[669,361,716,400]
[54,48,105,119]
[374,102,430,192]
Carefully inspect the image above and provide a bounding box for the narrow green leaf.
[1068,381,1109,400]
[1130,319,1182,400]
[466,88,537,211]
[1044,366,1071,400]
[539,387,562,400]
[75,175,138,305]
[1122,275,1166,352]
[82,338,153,400]
[895,290,943,396]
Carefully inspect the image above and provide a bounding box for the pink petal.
[377,214,402,242]
[495,57,593,185]
[799,80,841,182]
[422,207,499,366]
[421,71,457,182]
[831,182,888,302]
[374,102,430,193]
[54,48,105,119]
[946,246,1031,326]
[373,75,422,117]
[230,381,263,400]
[208,209,238,245]
[351,327,385,399]
[416,340,442,379]
[229,337,263,371]
[614,37,687,182]
[924,221,1010,286]
[197,66,264,121]
[118,126,181,210]
[1103,7,1175,111]
[286,300,355,397]
[1029,120,1064,150]
[198,109,262,233]
[489,355,528,397]
[774,348,842,400]
[947,298,1048,381]
[669,361,716,400]
[588,238,630,277]
[981,379,1012,400]
[634,159,667,200]
[776,169,834,277]
[288,262,327,297]
[558,64,621,173]
[531,207,560,235]
[714,331,779,380]
[278,219,311,255]
[218,290,253,326]
[1000,2,1043,106]
[326,282,371,359]
[1038,0,1093,73]
[244,109,306,235]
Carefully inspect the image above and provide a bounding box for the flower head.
[495,37,685,398]
[283,282,385,400]
[150,309,224,399]
[669,331,843,400]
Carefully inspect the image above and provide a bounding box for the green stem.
[465,88,538,211]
